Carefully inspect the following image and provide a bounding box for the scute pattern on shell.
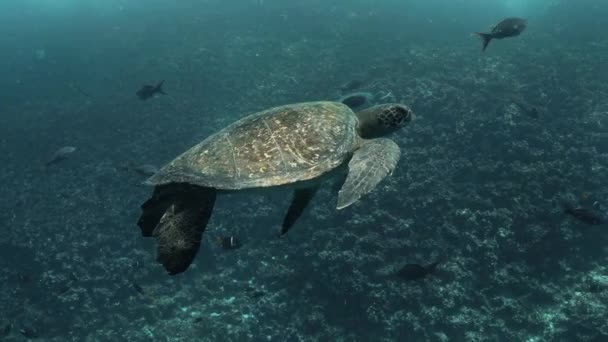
[148,101,357,189]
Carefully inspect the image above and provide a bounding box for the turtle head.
[355,103,413,139]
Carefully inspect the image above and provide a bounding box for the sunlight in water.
[503,0,529,15]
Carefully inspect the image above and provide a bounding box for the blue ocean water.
[1,1,607,341]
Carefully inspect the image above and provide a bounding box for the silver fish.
[133,164,159,177]
[46,146,76,166]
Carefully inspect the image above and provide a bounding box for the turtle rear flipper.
[280,186,319,236]
[337,138,400,210]
[138,184,184,236]
[138,197,172,236]
[152,189,216,275]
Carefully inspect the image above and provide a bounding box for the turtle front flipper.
[152,188,216,275]
[337,138,400,210]
[280,186,319,236]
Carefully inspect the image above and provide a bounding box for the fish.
[474,17,527,52]
[510,96,540,119]
[136,80,166,100]
[216,236,241,250]
[17,273,32,284]
[396,261,439,281]
[1,323,10,337]
[250,291,266,299]
[118,162,159,179]
[124,163,159,176]
[46,146,76,167]
[340,79,363,92]
[563,203,605,225]
[246,286,266,299]
[56,272,79,295]
[19,327,37,339]
[133,164,159,177]
[132,282,145,295]
[55,283,72,295]
[587,282,606,293]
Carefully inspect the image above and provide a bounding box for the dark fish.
[563,203,605,225]
[216,236,241,250]
[68,82,92,100]
[587,282,606,293]
[1,323,11,337]
[246,286,266,299]
[396,261,439,281]
[510,96,540,119]
[524,106,539,119]
[55,283,72,295]
[249,290,266,299]
[136,80,166,100]
[132,282,145,295]
[19,327,38,339]
[475,17,527,51]
[17,273,32,284]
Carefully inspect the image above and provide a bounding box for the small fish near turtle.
[474,17,527,52]
[246,286,267,299]
[136,80,166,100]
[137,101,413,275]
[120,162,159,177]
[396,261,440,281]
[563,203,605,225]
[216,235,242,250]
[132,164,159,177]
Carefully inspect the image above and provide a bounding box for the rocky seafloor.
[1,16,608,342]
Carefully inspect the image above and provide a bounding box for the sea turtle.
[138,101,413,274]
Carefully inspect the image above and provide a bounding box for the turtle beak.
[398,105,414,127]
